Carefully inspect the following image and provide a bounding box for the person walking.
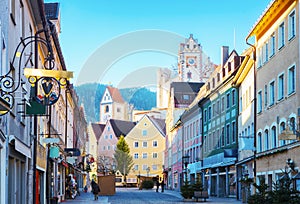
[156,177,159,192]
[160,179,164,193]
[91,179,100,200]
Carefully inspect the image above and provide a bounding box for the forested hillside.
[75,84,156,122]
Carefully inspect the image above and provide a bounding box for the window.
[105,105,109,113]
[134,141,138,148]
[270,34,275,57]
[110,135,112,139]
[187,71,192,80]
[143,141,147,147]
[208,106,211,120]
[258,47,262,68]
[264,85,268,108]
[278,74,284,100]
[257,132,262,152]
[134,165,139,170]
[204,109,207,122]
[264,42,268,63]
[232,89,236,106]
[142,165,148,170]
[142,130,147,136]
[108,146,111,150]
[221,97,225,112]
[279,122,286,146]
[134,153,139,159]
[269,81,275,106]
[226,93,230,109]
[257,91,262,113]
[271,126,277,148]
[105,135,108,139]
[289,10,296,40]
[117,108,121,112]
[153,153,158,158]
[232,121,236,143]
[153,140,158,147]
[288,65,295,95]
[183,94,189,100]
[152,165,158,170]
[278,22,285,49]
[142,153,147,158]
[264,130,269,151]
[226,124,230,145]
[221,127,225,146]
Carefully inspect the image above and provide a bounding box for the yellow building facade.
[125,115,166,185]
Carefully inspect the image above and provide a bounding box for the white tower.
[178,34,215,83]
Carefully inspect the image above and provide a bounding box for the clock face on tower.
[103,114,111,122]
[187,57,195,65]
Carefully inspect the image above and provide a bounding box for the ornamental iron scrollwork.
[0,34,72,116]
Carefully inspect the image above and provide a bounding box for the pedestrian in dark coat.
[160,180,164,192]
[156,179,160,192]
[91,179,100,200]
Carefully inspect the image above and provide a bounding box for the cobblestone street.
[64,188,243,204]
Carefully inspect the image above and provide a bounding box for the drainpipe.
[32,28,45,204]
[245,35,257,184]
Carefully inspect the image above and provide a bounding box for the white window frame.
[278,73,284,101]
[269,80,275,106]
[288,64,296,95]
[278,22,285,49]
[142,153,147,159]
[153,152,158,158]
[270,33,275,57]
[257,90,262,113]
[288,9,296,40]
[134,153,138,159]
[152,140,158,147]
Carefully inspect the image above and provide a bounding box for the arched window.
[257,132,262,152]
[264,129,269,151]
[279,122,286,146]
[271,126,277,148]
[105,105,109,113]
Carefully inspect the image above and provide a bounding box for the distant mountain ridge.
[75,83,156,122]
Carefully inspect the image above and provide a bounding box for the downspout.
[32,28,45,204]
[245,35,257,183]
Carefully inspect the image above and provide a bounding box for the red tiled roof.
[107,86,124,103]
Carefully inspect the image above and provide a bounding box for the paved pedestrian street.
[64,188,243,204]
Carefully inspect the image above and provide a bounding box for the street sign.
[42,138,60,144]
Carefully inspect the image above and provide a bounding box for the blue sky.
[45,0,271,87]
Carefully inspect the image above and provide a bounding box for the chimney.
[221,46,229,67]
